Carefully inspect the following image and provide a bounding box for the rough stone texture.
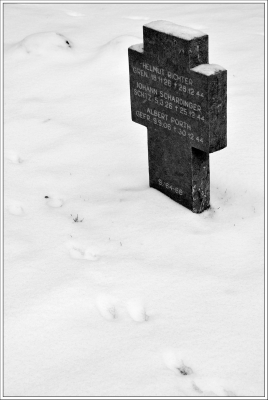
[128,21,227,213]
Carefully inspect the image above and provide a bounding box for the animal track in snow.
[126,298,149,322]
[12,32,72,57]
[96,294,118,320]
[7,201,24,216]
[192,377,236,397]
[163,349,193,375]
[45,195,64,208]
[84,248,99,261]
[163,349,235,396]
[67,241,99,261]
[6,151,23,164]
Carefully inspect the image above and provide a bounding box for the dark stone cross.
[128,21,227,213]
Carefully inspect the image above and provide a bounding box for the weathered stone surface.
[128,20,227,213]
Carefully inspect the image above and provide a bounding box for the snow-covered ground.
[3,2,265,397]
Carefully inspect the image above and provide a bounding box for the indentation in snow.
[67,241,99,261]
[7,201,24,216]
[46,195,64,208]
[192,377,236,397]
[162,349,193,375]
[5,151,23,164]
[96,294,118,320]
[84,248,99,261]
[126,298,149,322]
[10,32,72,57]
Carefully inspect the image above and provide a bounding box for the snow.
[129,43,144,53]
[96,293,118,320]
[3,2,264,398]
[192,64,226,76]
[126,297,149,322]
[145,20,206,40]
[13,31,72,56]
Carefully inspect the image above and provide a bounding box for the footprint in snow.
[126,298,149,322]
[84,248,99,261]
[162,350,235,396]
[6,151,23,164]
[192,377,236,397]
[45,195,64,208]
[7,201,24,216]
[11,32,72,57]
[96,294,118,320]
[67,241,99,261]
[162,349,193,376]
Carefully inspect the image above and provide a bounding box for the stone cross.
[128,21,227,213]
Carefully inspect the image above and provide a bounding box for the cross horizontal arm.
[190,65,227,153]
[143,21,208,71]
[129,44,227,154]
[128,44,147,127]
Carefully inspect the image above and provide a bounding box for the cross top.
[143,21,209,72]
[128,21,227,213]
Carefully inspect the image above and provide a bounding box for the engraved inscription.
[128,21,227,213]
[158,179,183,195]
[135,110,204,144]
[132,74,205,123]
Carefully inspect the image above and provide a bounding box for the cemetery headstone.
[128,21,227,213]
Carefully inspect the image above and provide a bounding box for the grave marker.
[128,21,227,213]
